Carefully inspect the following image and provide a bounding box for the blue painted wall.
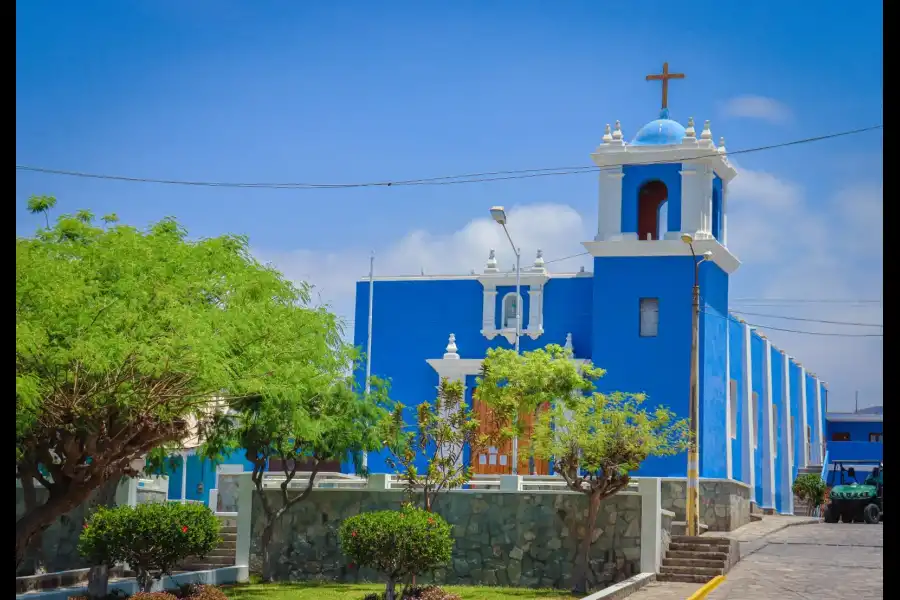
[591,256,692,477]
[770,347,784,513]
[712,175,724,241]
[699,263,729,478]
[353,275,594,475]
[826,419,883,441]
[620,164,683,235]
[166,451,255,505]
[805,375,816,451]
[790,360,804,476]
[750,332,764,505]
[727,317,745,483]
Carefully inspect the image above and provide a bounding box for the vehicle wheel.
[823,505,838,523]
[864,503,880,524]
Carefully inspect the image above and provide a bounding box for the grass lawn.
[225,582,579,600]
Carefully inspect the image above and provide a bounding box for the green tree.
[200,378,390,581]
[26,194,57,228]
[383,378,487,512]
[16,203,347,567]
[475,344,602,473]
[792,473,827,515]
[532,392,690,594]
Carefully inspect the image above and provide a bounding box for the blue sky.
[16,1,883,411]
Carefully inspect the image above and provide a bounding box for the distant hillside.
[857,405,883,415]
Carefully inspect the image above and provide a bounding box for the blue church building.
[349,107,831,516]
[162,98,840,520]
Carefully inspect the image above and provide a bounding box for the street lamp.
[681,233,712,537]
[490,206,522,354]
[490,206,522,476]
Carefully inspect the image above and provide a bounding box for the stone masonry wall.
[657,479,751,532]
[250,488,643,590]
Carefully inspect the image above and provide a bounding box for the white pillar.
[799,366,809,468]
[780,353,794,514]
[813,378,824,465]
[528,286,543,334]
[596,167,625,241]
[639,477,662,574]
[180,451,188,503]
[235,473,253,570]
[679,166,701,239]
[724,324,733,479]
[740,324,755,491]
[481,289,497,332]
[761,340,776,510]
[721,180,728,246]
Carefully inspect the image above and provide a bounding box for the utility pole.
[855,390,859,414]
[362,252,375,471]
[681,234,711,538]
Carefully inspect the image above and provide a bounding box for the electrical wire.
[730,311,882,328]
[15,125,882,190]
[702,310,882,337]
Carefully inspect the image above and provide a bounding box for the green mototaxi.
[823,461,882,524]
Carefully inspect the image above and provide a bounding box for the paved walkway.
[708,522,883,600]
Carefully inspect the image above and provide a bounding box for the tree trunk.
[385,576,397,600]
[572,492,602,595]
[260,521,276,582]
[15,478,106,569]
[19,476,46,575]
[87,565,109,599]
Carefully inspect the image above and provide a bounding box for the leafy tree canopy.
[16,206,349,564]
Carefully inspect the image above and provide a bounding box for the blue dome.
[631,109,687,146]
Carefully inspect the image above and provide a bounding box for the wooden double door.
[471,398,550,475]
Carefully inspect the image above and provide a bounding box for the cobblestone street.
[708,522,883,600]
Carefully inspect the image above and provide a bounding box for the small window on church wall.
[502,292,520,330]
[639,298,659,337]
[729,380,738,439]
[751,392,759,449]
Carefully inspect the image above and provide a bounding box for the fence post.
[367,474,392,490]
[639,477,662,573]
[499,475,523,492]
[235,473,253,569]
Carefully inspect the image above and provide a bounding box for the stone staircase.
[179,515,237,571]
[658,536,740,584]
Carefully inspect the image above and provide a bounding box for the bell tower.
[583,64,741,479]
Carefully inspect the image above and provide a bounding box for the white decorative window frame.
[477,271,549,345]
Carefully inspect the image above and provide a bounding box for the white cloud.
[721,95,793,124]
[257,170,882,413]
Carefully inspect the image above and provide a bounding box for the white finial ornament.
[533,248,545,269]
[485,248,498,273]
[602,124,613,144]
[684,117,696,139]
[700,120,712,140]
[718,136,726,153]
[564,333,573,352]
[612,120,623,141]
[444,333,459,359]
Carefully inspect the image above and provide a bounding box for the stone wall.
[659,510,674,567]
[137,489,167,504]
[657,479,751,532]
[250,488,643,590]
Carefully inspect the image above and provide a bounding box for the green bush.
[340,505,453,600]
[79,502,220,592]
[792,473,827,513]
[128,594,178,600]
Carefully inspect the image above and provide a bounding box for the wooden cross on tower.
[646,62,685,110]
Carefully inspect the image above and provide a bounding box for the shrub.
[129,594,178,600]
[79,502,220,592]
[340,505,453,600]
[182,585,229,600]
[792,473,827,514]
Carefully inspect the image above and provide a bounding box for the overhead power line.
[730,310,882,328]
[702,309,882,338]
[15,125,882,190]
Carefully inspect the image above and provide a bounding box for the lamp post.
[490,206,522,474]
[681,233,712,537]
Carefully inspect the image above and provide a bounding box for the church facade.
[352,106,830,516]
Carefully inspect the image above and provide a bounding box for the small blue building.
[823,409,883,485]
[167,103,833,518]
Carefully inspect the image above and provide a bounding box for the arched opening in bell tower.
[637,180,668,240]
